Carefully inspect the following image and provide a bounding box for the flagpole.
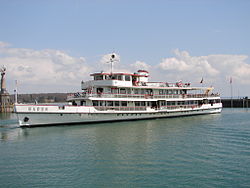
[14,80,18,104]
[230,77,233,108]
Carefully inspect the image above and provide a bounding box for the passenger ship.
[15,61,222,127]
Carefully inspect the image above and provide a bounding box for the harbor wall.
[221,98,249,108]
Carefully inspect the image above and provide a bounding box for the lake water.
[0,109,250,187]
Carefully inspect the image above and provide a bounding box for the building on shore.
[0,66,13,113]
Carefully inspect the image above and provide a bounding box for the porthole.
[23,117,29,122]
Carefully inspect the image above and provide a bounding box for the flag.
[200,77,203,84]
[230,77,232,84]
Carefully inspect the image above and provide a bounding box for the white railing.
[67,92,220,100]
[94,106,147,111]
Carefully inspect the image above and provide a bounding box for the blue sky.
[0,0,250,96]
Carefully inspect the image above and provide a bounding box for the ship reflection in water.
[0,113,28,141]
[0,112,218,143]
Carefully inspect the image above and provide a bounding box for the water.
[0,109,250,187]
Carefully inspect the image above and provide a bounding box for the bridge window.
[125,75,131,81]
[94,75,103,80]
[118,75,122,80]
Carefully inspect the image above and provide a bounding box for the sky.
[0,0,250,97]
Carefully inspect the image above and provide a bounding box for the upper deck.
[81,70,194,89]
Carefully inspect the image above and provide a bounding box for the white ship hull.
[15,104,222,127]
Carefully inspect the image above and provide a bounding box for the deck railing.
[93,104,202,112]
[67,92,220,100]
[94,106,147,111]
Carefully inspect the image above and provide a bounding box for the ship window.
[92,101,98,106]
[181,90,186,94]
[168,90,173,94]
[94,75,103,80]
[111,88,118,94]
[171,101,176,105]
[121,101,127,106]
[107,101,113,106]
[97,88,103,94]
[120,88,126,94]
[81,100,86,106]
[28,107,31,111]
[135,101,140,106]
[118,75,122,80]
[111,75,116,80]
[114,101,119,106]
[141,101,146,106]
[125,75,131,81]
[106,88,111,93]
[100,101,105,106]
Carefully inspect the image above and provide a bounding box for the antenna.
[107,53,118,74]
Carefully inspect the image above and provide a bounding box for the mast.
[107,53,118,75]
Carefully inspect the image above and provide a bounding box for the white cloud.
[0,42,91,93]
[157,49,250,96]
[205,54,250,84]
[158,49,219,77]
[130,61,151,71]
